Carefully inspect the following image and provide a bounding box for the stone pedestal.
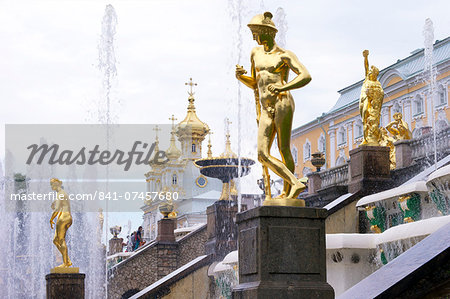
[394,139,412,169]
[108,237,123,255]
[348,146,392,195]
[307,172,322,195]
[232,206,334,299]
[206,200,238,262]
[46,273,85,299]
[157,218,176,243]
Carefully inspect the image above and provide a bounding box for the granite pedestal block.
[348,145,392,195]
[206,200,238,262]
[108,237,123,255]
[157,218,176,243]
[232,206,334,299]
[46,273,85,299]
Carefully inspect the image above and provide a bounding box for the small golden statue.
[49,178,78,273]
[236,12,311,206]
[379,127,396,169]
[386,112,412,140]
[359,50,384,146]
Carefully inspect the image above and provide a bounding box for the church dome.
[166,130,182,160]
[177,95,210,139]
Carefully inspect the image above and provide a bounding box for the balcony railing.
[410,126,450,161]
[319,163,349,189]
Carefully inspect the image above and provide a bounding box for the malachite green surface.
[429,188,448,215]
[399,193,421,222]
[366,206,386,232]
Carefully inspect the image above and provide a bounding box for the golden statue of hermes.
[386,112,412,140]
[359,50,384,146]
[236,12,311,206]
[50,178,77,273]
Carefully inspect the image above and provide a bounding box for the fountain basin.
[194,157,254,201]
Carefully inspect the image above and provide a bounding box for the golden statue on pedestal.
[236,12,311,206]
[359,50,384,146]
[386,112,412,140]
[49,178,78,273]
[380,127,396,169]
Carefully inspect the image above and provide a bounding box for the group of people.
[125,226,145,252]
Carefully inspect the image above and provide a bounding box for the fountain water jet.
[423,18,438,169]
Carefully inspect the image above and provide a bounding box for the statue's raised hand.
[235,64,247,78]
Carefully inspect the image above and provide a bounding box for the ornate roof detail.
[176,78,210,141]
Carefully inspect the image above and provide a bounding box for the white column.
[404,98,412,128]
[328,129,336,168]
[381,106,390,127]
[347,122,353,151]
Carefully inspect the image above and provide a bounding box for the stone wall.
[108,225,208,299]
[162,265,210,299]
[178,225,207,267]
[108,243,158,299]
[326,201,359,233]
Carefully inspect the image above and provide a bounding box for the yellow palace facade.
[291,37,450,176]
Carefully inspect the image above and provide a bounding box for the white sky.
[1,0,449,237]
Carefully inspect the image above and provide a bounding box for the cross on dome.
[185,77,197,96]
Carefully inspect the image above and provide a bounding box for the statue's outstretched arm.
[363,50,369,77]
[236,51,257,89]
[278,50,311,92]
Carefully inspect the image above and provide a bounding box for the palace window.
[172,174,177,185]
[413,95,424,116]
[192,143,196,153]
[392,102,402,115]
[302,167,312,177]
[318,135,326,153]
[355,121,363,139]
[291,146,298,165]
[437,84,447,107]
[303,140,311,161]
[337,127,347,146]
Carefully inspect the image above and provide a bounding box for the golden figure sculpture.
[236,12,311,206]
[359,50,384,146]
[50,178,77,273]
[386,112,412,140]
[380,127,396,169]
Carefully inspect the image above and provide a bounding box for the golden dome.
[177,95,210,139]
[166,129,182,160]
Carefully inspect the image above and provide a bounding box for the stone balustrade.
[410,126,450,161]
[320,163,349,190]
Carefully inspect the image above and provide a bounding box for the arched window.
[336,156,346,166]
[191,143,196,153]
[291,146,298,165]
[392,102,402,115]
[413,95,424,116]
[337,127,346,146]
[318,135,326,153]
[303,140,311,161]
[302,167,312,177]
[172,174,177,185]
[437,84,447,107]
[354,121,363,139]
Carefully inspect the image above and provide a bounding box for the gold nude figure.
[236,12,311,206]
[359,50,384,146]
[386,112,412,140]
[50,178,75,270]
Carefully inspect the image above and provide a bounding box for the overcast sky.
[1,0,449,236]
